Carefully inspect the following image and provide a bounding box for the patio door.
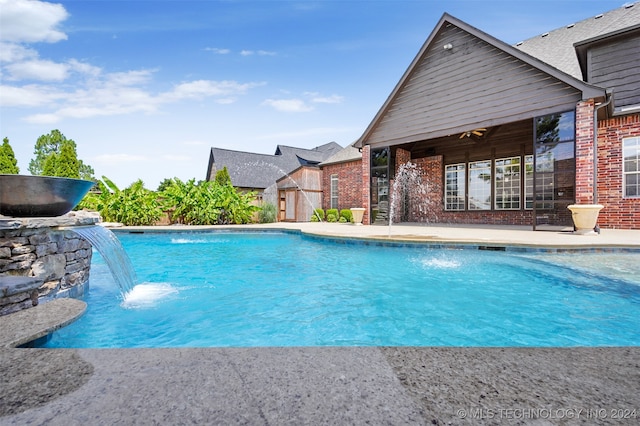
[533,111,576,230]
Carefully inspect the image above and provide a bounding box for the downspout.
[592,90,613,204]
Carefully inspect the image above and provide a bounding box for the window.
[445,164,465,210]
[330,174,339,209]
[624,137,640,198]
[524,155,534,209]
[495,157,521,209]
[534,150,555,210]
[468,160,491,210]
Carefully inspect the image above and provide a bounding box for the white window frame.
[468,160,491,210]
[444,163,465,211]
[495,156,521,210]
[524,155,534,209]
[623,136,640,198]
[330,174,339,209]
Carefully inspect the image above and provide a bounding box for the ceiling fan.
[459,128,487,139]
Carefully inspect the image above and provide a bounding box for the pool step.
[0,298,86,348]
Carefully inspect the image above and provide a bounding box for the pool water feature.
[41,231,640,348]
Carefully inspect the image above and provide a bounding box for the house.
[347,3,640,229]
[205,142,342,221]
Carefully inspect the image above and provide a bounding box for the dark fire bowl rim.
[0,174,94,218]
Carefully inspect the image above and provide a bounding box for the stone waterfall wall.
[0,211,99,313]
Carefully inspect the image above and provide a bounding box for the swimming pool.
[41,231,640,348]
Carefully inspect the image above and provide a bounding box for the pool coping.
[109,222,640,253]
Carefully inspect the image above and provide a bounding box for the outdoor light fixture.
[443,43,453,50]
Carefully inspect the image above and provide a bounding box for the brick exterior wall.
[595,113,640,229]
[361,145,371,224]
[321,159,363,213]
[575,100,596,204]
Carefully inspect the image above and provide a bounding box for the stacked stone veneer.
[0,211,99,314]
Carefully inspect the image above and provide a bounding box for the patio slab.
[2,347,638,424]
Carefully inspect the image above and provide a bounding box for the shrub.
[258,202,277,223]
[340,209,353,223]
[326,213,338,222]
[339,216,347,223]
[160,178,258,225]
[326,209,338,220]
[79,177,162,226]
[313,208,325,221]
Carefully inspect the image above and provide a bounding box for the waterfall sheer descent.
[71,225,137,296]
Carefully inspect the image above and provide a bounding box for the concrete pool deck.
[2,222,639,424]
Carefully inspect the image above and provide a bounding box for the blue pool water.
[42,231,640,348]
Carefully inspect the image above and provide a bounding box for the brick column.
[361,145,371,225]
[575,100,595,204]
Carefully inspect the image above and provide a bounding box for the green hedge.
[340,209,353,223]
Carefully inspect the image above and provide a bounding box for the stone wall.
[0,212,99,312]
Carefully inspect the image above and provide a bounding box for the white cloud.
[164,80,264,102]
[105,69,154,87]
[0,84,62,107]
[311,94,344,104]
[0,42,38,63]
[5,59,69,81]
[262,98,313,112]
[0,0,68,43]
[240,49,276,56]
[13,74,264,123]
[68,59,102,77]
[205,47,231,54]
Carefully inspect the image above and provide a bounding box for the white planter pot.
[567,204,603,235]
[350,208,365,225]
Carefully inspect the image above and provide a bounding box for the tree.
[214,166,232,186]
[0,137,20,174]
[55,140,80,178]
[29,129,95,180]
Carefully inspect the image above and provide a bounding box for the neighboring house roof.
[320,142,362,166]
[355,13,606,148]
[514,2,640,80]
[206,142,342,189]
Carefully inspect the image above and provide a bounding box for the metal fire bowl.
[0,174,94,217]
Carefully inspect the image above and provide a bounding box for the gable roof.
[514,2,640,79]
[206,142,342,189]
[320,142,362,166]
[355,13,607,148]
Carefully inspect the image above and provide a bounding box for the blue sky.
[0,0,630,189]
